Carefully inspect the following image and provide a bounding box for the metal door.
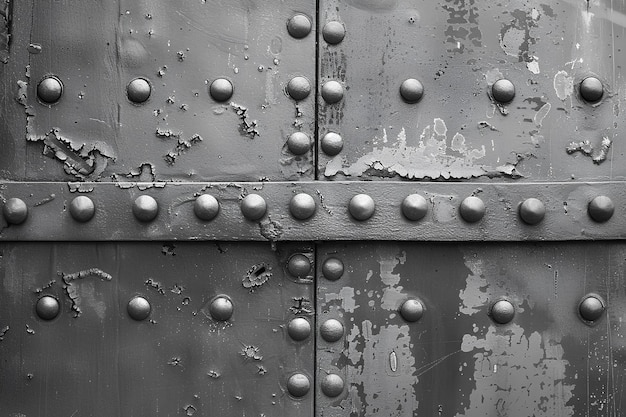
[0,1,625,416]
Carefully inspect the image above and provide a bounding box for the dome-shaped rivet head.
[127,296,151,321]
[240,194,267,221]
[321,81,344,104]
[3,198,28,225]
[209,78,233,102]
[37,76,63,104]
[321,132,344,156]
[349,194,375,221]
[287,76,311,101]
[491,79,515,103]
[320,319,344,342]
[287,14,312,39]
[287,373,310,397]
[322,257,344,281]
[194,194,220,221]
[36,296,60,321]
[287,132,311,155]
[323,21,346,44]
[290,193,316,220]
[402,194,428,221]
[127,77,151,103]
[287,253,311,277]
[209,295,233,321]
[588,196,614,222]
[287,317,311,341]
[399,299,424,322]
[132,195,158,222]
[490,299,515,324]
[519,198,545,225]
[400,78,424,103]
[459,196,485,223]
[69,196,95,223]
[579,294,605,322]
[321,374,344,397]
[580,76,603,102]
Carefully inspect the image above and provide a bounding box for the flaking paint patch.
[553,70,574,101]
[325,287,358,313]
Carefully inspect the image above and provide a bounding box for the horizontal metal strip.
[0,181,624,241]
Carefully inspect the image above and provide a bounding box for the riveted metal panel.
[0,242,314,416]
[317,0,626,182]
[316,242,625,417]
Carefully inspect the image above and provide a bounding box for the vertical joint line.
[314,0,320,180]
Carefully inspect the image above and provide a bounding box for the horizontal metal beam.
[0,181,624,241]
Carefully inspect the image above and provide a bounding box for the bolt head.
[69,196,95,223]
[580,76,603,102]
[132,195,159,222]
[287,76,311,101]
[492,79,515,103]
[209,295,233,321]
[289,193,316,220]
[287,317,311,341]
[321,80,344,104]
[287,132,311,155]
[321,374,344,397]
[459,196,485,223]
[240,194,267,221]
[194,194,220,221]
[127,77,151,103]
[349,194,375,221]
[36,296,60,320]
[320,319,344,342]
[287,14,312,39]
[37,76,63,104]
[401,194,428,221]
[127,296,151,321]
[287,254,311,277]
[287,373,310,397]
[491,300,515,324]
[399,299,424,322]
[322,258,344,281]
[3,198,28,225]
[323,21,346,44]
[400,78,424,103]
[588,196,614,222]
[519,198,545,225]
[321,132,344,156]
[579,294,605,322]
[209,78,234,102]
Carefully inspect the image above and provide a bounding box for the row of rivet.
[2,193,615,225]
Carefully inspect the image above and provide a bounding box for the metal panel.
[0,242,314,416]
[317,241,625,417]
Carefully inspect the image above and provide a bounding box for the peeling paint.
[325,287,358,313]
[61,268,113,318]
[164,134,203,165]
[553,70,574,101]
[231,103,259,138]
[566,137,611,164]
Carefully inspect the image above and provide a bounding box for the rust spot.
[243,263,272,289]
[145,278,166,295]
[240,345,263,360]
[566,137,612,164]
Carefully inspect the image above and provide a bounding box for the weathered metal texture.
[317,242,624,417]
[0,242,314,416]
[1,181,625,241]
[318,0,626,181]
[0,0,315,182]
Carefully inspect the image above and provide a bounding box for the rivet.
[490,299,515,324]
[3,198,28,225]
[209,295,233,321]
[579,294,605,322]
[240,194,267,221]
[287,76,311,101]
[320,319,344,342]
[349,194,375,221]
[399,78,424,103]
[209,78,234,102]
[322,257,344,281]
[399,299,424,322]
[321,132,344,156]
[36,296,60,320]
[127,77,151,103]
[287,317,311,341]
[289,193,316,220]
[127,296,151,321]
[459,196,485,223]
[588,196,614,222]
[37,76,63,104]
[287,253,311,277]
[287,132,311,155]
[519,198,545,225]
[321,80,344,104]
[287,373,310,397]
[580,76,603,102]
[194,194,220,221]
[132,195,159,222]
[401,194,428,221]
[287,14,312,39]
[69,196,95,223]
[491,79,515,103]
[321,374,344,397]
[323,21,346,44]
